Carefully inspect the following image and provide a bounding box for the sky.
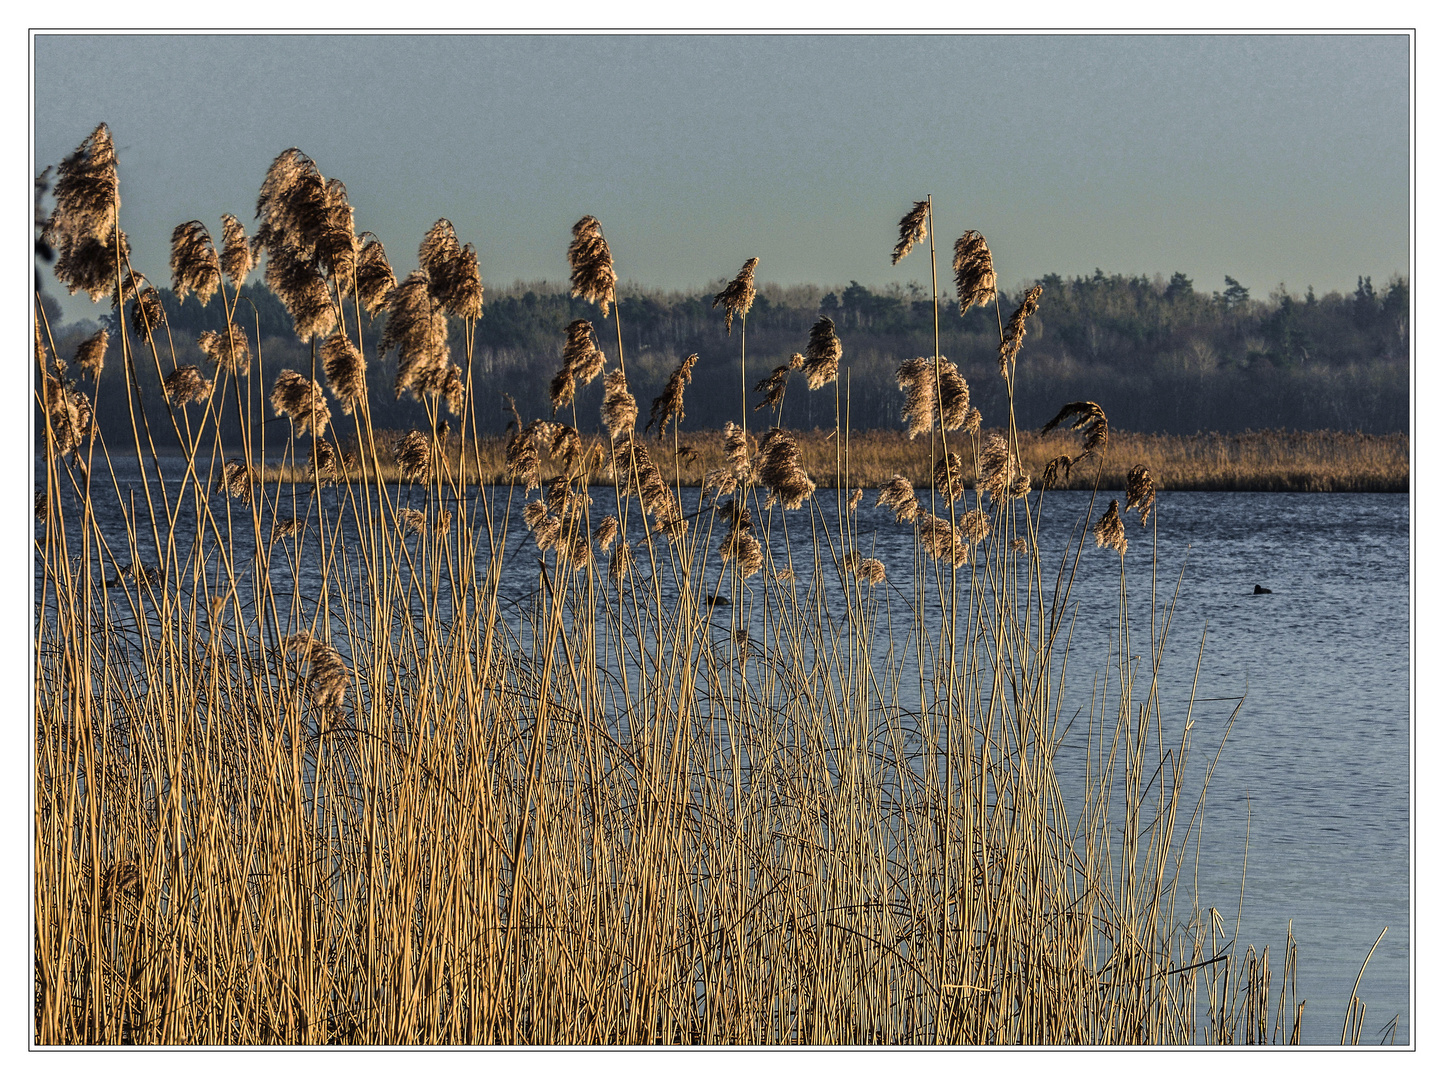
[31,32,1409,326]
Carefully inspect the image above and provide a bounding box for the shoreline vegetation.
[257,427,1409,493]
[36,126,1393,1045]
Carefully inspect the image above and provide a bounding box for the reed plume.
[163,365,214,407]
[383,272,450,402]
[713,257,758,335]
[934,452,965,503]
[439,364,466,418]
[848,488,864,513]
[648,353,697,437]
[264,245,336,341]
[354,235,397,314]
[960,508,991,544]
[505,419,548,493]
[856,557,887,585]
[320,331,365,413]
[917,511,969,567]
[395,430,432,484]
[43,376,92,459]
[896,358,936,440]
[269,369,331,437]
[43,124,126,301]
[1125,464,1156,526]
[550,425,584,475]
[753,363,792,414]
[998,284,1043,374]
[567,320,607,384]
[1041,400,1110,462]
[419,219,484,319]
[282,633,350,710]
[397,508,428,537]
[876,474,920,524]
[719,501,764,578]
[608,538,633,587]
[1093,498,1128,555]
[892,199,928,264]
[270,517,303,542]
[757,429,816,510]
[75,328,107,380]
[222,460,251,503]
[979,434,1029,503]
[131,286,166,344]
[568,215,617,317]
[601,369,637,440]
[311,438,339,483]
[1041,455,1074,490]
[594,516,620,552]
[802,317,842,390]
[937,359,971,431]
[170,221,221,306]
[952,230,996,317]
[219,213,253,291]
[197,327,252,378]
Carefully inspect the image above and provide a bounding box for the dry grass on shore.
[266,427,1408,493]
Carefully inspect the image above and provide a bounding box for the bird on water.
[1254,584,1272,594]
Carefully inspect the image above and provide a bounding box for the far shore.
[245,427,1409,495]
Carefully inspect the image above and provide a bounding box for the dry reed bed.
[35,127,1366,1046]
[264,427,1408,493]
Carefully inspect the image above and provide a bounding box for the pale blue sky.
[33,33,1409,323]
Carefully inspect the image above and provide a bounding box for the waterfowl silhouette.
[1253,584,1272,594]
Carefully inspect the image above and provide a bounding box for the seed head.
[568,215,617,317]
[594,516,620,552]
[550,424,583,474]
[75,328,108,380]
[1041,455,1074,490]
[130,286,166,344]
[505,419,548,493]
[170,221,221,306]
[722,421,756,485]
[383,271,450,402]
[269,369,331,437]
[219,213,254,291]
[802,316,842,390]
[320,331,365,413]
[848,488,863,513]
[960,509,990,544]
[163,365,214,407]
[564,320,606,385]
[397,508,427,536]
[609,538,633,588]
[979,434,1026,504]
[952,230,996,317]
[998,284,1043,374]
[354,234,397,314]
[757,429,815,510]
[1093,498,1128,555]
[753,363,792,414]
[1041,401,1109,461]
[42,124,123,300]
[1125,464,1156,526]
[601,368,637,440]
[876,474,920,524]
[917,511,969,567]
[934,452,966,503]
[282,632,350,709]
[198,327,252,377]
[892,199,928,265]
[264,242,336,340]
[311,438,339,483]
[896,357,936,440]
[222,460,252,503]
[394,430,432,484]
[713,257,758,335]
[648,352,696,437]
[271,516,303,542]
[419,219,484,320]
[856,557,887,585]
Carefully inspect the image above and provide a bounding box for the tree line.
[42,266,1408,450]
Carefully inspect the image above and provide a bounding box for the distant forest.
[42,268,1409,448]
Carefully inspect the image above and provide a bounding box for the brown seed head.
[753,363,791,414]
[594,516,620,552]
[848,488,863,513]
[896,357,937,440]
[757,429,815,510]
[609,538,634,588]
[383,271,450,401]
[75,328,108,380]
[713,257,758,335]
[857,557,887,585]
[1125,464,1156,526]
[282,632,350,709]
[934,452,966,504]
[311,438,339,482]
[998,284,1043,374]
[802,316,842,390]
[320,331,365,413]
[170,221,221,306]
[222,460,252,503]
[979,434,1026,504]
[952,230,996,317]
[394,430,432,484]
[269,369,331,437]
[130,286,166,344]
[568,215,617,317]
[550,424,583,474]
[917,511,969,567]
[892,200,928,265]
[601,368,637,440]
[564,320,606,385]
[397,508,427,536]
[419,219,484,319]
[1041,454,1074,490]
[1041,400,1109,461]
[1093,498,1128,556]
[198,327,252,377]
[219,213,254,291]
[648,352,696,437]
[271,516,303,542]
[163,365,214,407]
[264,241,336,340]
[876,474,920,524]
[960,508,991,545]
[354,234,397,314]
[722,421,756,484]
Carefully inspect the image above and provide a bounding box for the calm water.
[36,459,1410,1043]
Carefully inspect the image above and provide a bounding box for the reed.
[35,126,1377,1045]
